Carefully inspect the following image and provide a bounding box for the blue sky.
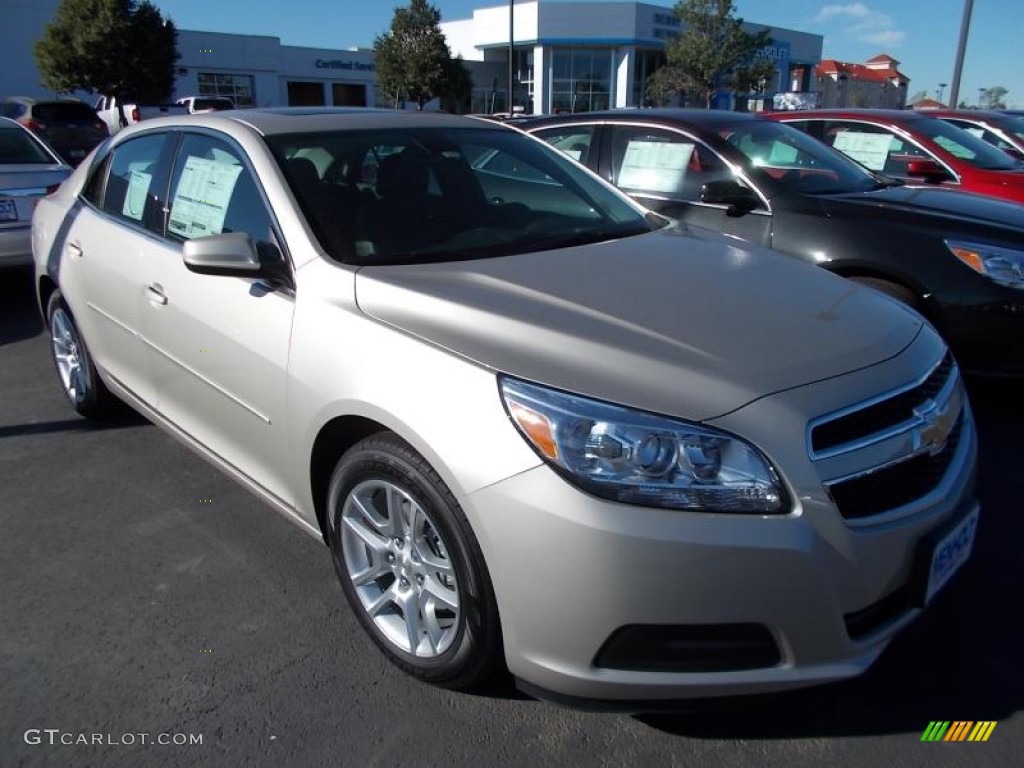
[153,0,1022,107]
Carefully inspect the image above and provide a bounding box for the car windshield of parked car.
[0,124,56,164]
[719,120,879,194]
[265,126,655,265]
[912,117,1022,170]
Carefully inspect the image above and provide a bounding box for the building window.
[197,73,255,107]
[550,48,612,114]
[632,49,665,107]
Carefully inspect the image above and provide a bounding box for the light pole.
[936,82,948,103]
[949,0,975,108]
[978,87,986,108]
[507,0,514,114]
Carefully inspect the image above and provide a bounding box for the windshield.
[718,120,879,194]
[912,117,1022,170]
[266,126,654,265]
[0,124,56,164]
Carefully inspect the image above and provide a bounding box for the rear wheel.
[47,290,119,419]
[326,432,502,689]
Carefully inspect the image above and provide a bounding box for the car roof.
[209,107,506,136]
[521,108,762,129]
[768,108,932,122]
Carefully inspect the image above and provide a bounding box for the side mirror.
[183,232,261,276]
[701,180,760,216]
[183,232,291,287]
[906,159,952,182]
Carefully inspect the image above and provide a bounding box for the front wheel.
[326,433,502,689]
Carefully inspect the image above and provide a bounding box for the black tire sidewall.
[46,291,103,416]
[326,434,499,687]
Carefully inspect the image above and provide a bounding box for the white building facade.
[5,1,818,115]
[442,1,823,114]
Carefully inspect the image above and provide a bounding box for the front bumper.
[466,332,978,702]
[0,224,33,267]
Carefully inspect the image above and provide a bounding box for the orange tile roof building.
[814,54,910,108]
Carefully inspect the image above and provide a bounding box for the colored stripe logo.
[921,721,997,742]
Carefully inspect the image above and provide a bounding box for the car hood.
[822,184,1024,231]
[354,227,923,421]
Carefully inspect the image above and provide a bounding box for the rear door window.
[0,125,55,164]
[821,121,929,175]
[101,133,173,233]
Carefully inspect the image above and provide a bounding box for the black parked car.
[522,109,1024,376]
[1,98,108,166]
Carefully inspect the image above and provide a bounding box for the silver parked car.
[1,117,71,268]
[32,109,978,707]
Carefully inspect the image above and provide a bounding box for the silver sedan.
[31,109,978,707]
[1,117,71,267]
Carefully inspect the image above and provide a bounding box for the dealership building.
[443,1,823,113]
[4,0,821,114]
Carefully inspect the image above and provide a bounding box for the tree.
[374,0,463,110]
[979,86,1008,109]
[439,56,473,114]
[35,0,178,101]
[647,0,776,109]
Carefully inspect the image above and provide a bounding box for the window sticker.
[618,140,694,193]
[964,127,986,139]
[933,136,976,160]
[767,142,799,165]
[168,155,243,238]
[831,131,894,171]
[122,169,152,221]
[561,148,583,161]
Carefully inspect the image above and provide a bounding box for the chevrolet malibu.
[32,109,978,707]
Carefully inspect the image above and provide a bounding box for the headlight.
[499,377,787,514]
[946,240,1024,289]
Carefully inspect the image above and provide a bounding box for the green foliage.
[647,0,776,109]
[34,0,178,101]
[979,86,1008,109]
[374,0,463,110]
[440,56,473,114]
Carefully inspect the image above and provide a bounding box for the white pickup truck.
[93,95,188,134]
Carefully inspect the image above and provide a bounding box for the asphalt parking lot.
[1,265,1020,768]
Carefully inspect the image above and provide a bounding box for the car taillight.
[22,119,46,132]
[131,107,140,123]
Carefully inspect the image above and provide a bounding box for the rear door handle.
[146,284,168,305]
[66,242,83,259]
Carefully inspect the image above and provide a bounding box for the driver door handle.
[146,284,168,305]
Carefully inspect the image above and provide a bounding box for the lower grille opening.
[844,585,913,640]
[594,623,781,673]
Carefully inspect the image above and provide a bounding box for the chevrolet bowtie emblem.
[914,388,961,456]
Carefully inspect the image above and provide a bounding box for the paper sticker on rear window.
[168,155,243,238]
[831,132,894,171]
[122,170,152,221]
[618,140,694,194]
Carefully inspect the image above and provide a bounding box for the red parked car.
[766,109,1024,204]
[921,109,1024,159]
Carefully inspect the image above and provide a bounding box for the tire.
[46,290,119,420]
[850,276,922,312]
[326,432,502,689]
